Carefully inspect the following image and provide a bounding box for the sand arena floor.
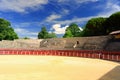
[0,55,120,80]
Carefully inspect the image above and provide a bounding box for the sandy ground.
[0,55,120,80]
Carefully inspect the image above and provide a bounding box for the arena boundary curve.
[0,49,120,62]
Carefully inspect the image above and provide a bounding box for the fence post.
[116,55,119,61]
[102,54,104,59]
[107,54,110,60]
[112,55,114,60]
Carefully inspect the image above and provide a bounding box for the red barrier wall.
[0,49,120,61]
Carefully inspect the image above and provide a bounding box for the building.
[109,30,120,39]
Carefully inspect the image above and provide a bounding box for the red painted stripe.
[0,49,120,61]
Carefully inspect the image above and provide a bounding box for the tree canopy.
[47,32,57,38]
[63,23,81,38]
[38,12,120,38]
[0,18,18,40]
[38,26,57,39]
[104,12,120,33]
[38,27,48,39]
[80,11,120,37]
[63,29,73,38]
[81,17,107,36]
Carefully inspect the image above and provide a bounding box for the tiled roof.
[110,30,120,35]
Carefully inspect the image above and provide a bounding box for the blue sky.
[0,0,120,39]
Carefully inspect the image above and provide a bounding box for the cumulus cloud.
[0,0,48,13]
[14,28,38,39]
[51,24,83,34]
[51,24,68,34]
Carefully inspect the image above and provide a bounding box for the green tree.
[38,26,57,39]
[64,23,81,37]
[105,11,120,33]
[47,32,57,38]
[63,29,73,38]
[82,17,107,36]
[0,18,18,40]
[3,27,18,40]
[38,27,48,39]
[23,37,30,39]
[0,33,3,41]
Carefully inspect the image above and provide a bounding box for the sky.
[0,0,120,39]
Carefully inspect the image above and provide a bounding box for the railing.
[0,49,120,61]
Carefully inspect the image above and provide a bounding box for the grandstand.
[0,36,120,80]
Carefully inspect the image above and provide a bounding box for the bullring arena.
[0,50,120,80]
[0,36,120,80]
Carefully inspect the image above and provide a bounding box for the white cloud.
[43,0,100,26]
[76,0,98,3]
[45,0,120,25]
[14,23,31,28]
[58,0,98,3]
[46,14,62,22]
[49,16,98,25]
[13,22,41,28]
[51,24,68,34]
[51,24,83,34]
[0,0,48,13]
[57,0,99,12]
[79,27,83,31]
[45,9,69,22]
[62,9,69,15]
[14,28,38,39]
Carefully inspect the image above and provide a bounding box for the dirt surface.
[0,55,120,80]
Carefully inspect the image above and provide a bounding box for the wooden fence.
[0,49,120,61]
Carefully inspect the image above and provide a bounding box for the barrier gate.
[0,49,120,61]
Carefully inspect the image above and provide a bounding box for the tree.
[63,29,73,38]
[0,18,18,40]
[47,32,57,38]
[0,33,3,41]
[23,37,30,39]
[38,26,57,39]
[3,27,18,40]
[105,11,120,33]
[82,17,107,36]
[63,23,81,37]
[38,27,48,39]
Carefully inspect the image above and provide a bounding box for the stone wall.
[105,39,120,51]
[0,39,42,49]
[0,36,120,51]
[40,36,111,50]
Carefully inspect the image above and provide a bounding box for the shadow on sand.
[99,65,120,80]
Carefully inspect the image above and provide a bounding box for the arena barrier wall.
[0,49,120,61]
